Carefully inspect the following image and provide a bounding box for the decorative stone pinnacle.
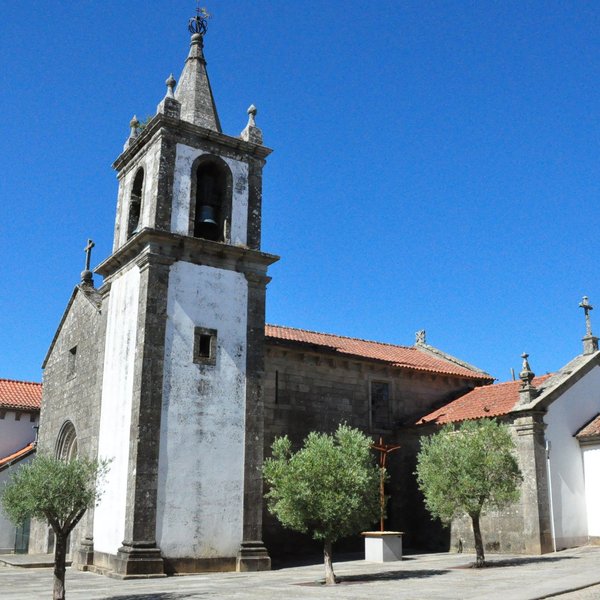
[415,330,426,345]
[518,352,537,405]
[579,295,594,337]
[247,104,257,126]
[519,353,534,384]
[240,104,263,144]
[166,74,176,98]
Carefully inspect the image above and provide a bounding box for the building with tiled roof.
[265,325,492,381]
[413,334,600,558]
[0,379,40,554]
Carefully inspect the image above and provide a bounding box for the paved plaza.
[1,546,600,599]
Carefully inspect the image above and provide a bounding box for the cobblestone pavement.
[1,547,600,600]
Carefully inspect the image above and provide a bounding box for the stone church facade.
[30,16,495,576]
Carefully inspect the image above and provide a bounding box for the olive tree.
[415,419,522,567]
[263,424,381,584]
[1,455,109,600]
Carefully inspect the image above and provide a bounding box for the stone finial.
[518,352,537,405]
[166,74,176,98]
[579,296,599,354]
[240,104,263,144]
[124,115,140,150]
[81,239,95,286]
[157,74,181,119]
[415,330,426,345]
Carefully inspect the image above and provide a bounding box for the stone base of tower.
[90,542,166,579]
[236,540,271,572]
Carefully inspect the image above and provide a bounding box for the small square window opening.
[194,327,217,365]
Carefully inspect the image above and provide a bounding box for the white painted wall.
[582,445,600,536]
[0,412,38,458]
[171,144,249,245]
[0,453,34,553]
[545,365,600,548]
[114,140,161,250]
[156,261,247,558]
[93,266,140,555]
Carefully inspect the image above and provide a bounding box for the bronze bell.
[198,205,218,225]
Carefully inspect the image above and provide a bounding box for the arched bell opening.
[127,168,144,239]
[190,156,232,242]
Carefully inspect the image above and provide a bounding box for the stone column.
[236,272,271,571]
[512,412,553,554]
[113,252,172,578]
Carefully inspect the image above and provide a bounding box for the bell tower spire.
[175,8,221,131]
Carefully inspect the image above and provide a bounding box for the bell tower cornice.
[112,113,272,174]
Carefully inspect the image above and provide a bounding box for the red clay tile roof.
[0,443,35,470]
[265,325,491,381]
[416,375,552,425]
[0,379,42,411]
[576,414,600,439]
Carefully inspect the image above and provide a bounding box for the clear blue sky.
[2,1,599,383]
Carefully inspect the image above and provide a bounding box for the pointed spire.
[240,104,263,144]
[518,353,537,405]
[175,11,221,131]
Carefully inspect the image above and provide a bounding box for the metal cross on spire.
[84,239,95,272]
[579,296,594,337]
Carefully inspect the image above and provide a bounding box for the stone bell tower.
[91,12,277,577]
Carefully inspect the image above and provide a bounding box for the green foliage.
[1,455,109,533]
[262,424,381,544]
[416,419,522,523]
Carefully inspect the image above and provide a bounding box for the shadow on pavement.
[102,594,205,600]
[452,555,579,569]
[296,568,448,586]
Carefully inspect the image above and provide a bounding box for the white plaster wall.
[545,365,600,548]
[582,445,600,536]
[171,144,249,245]
[115,140,161,249]
[0,412,38,458]
[156,261,247,558]
[0,454,34,553]
[93,266,140,554]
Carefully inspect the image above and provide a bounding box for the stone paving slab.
[1,547,600,599]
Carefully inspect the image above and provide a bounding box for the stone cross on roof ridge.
[81,239,95,286]
[579,296,594,336]
[579,295,599,355]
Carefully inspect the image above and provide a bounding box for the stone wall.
[448,413,553,556]
[29,286,102,556]
[262,343,478,556]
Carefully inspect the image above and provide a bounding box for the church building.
[30,13,500,575]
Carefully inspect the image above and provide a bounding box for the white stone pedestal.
[362,531,403,562]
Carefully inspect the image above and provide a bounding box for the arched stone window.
[55,420,78,461]
[190,156,232,242]
[127,168,144,239]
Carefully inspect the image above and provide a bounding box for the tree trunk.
[323,540,337,584]
[470,513,485,568]
[53,531,68,600]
